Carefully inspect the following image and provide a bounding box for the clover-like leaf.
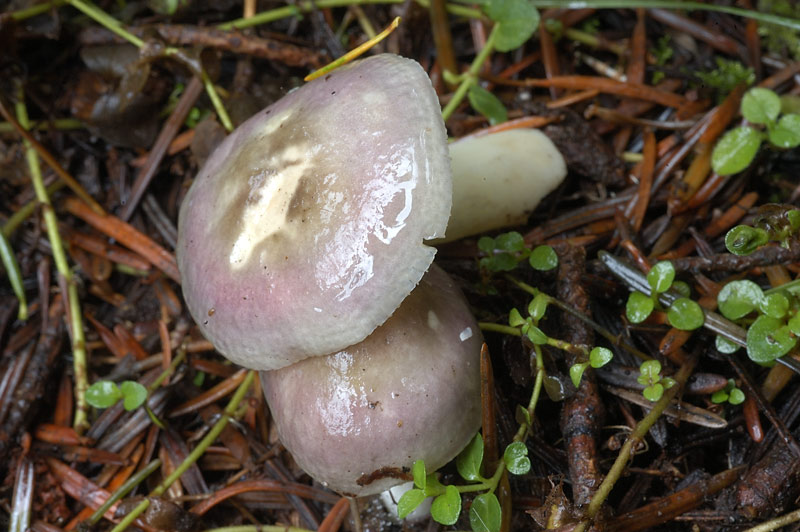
[120,381,148,411]
[526,324,548,345]
[468,85,508,126]
[643,383,664,402]
[86,381,123,409]
[718,279,764,320]
[529,245,558,271]
[747,315,797,363]
[528,293,548,321]
[626,291,654,324]
[509,308,526,327]
[759,292,790,319]
[768,113,800,148]
[725,225,770,255]
[494,231,525,252]
[589,346,613,368]
[469,493,502,532]
[715,335,741,354]
[431,485,462,526]
[711,126,763,176]
[503,441,531,475]
[398,488,427,519]
[741,87,781,124]
[570,362,588,389]
[647,261,675,294]
[456,433,485,482]
[485,0,540,52]
[667,298,705,330]
[412,459,426,490]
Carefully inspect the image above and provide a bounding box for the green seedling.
[712,87,800,176]
[711,379,746,405]
[637,360,676,402]
[625,261,705,331]
[478,231,557,273]
[569,347,614,389]
[86,380,148,411]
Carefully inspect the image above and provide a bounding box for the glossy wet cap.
[177,54,452,370]
[260,266,482,496]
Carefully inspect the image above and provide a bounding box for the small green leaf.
[661,377,676,390]
[711,389,729,403]
[788,313,800,335]
[412,459,426,490]
[469,493,502,532]
[589,346,613,368]
[485,0,540,52]
[638,360,662,385]
[760,292,790,319]
[526,324,548,345]
[741,87,781,124]
[509,308,526,327]
[728,388,745,405]
[529,245,558,271]
[515,404,532,426]
[398,489,427,519]
[528,293,548,321]
[120,381,148,411]
[456,433,485,482]
[626,291,654,324]
[667,298,705,330]
[718,279,764,320]
[503,441,531,475]
[423,474,445,497]
[468,85,508,126]
[747,315,797,363]
[570,362,588,389]
[478,236,496,253]
[711,126,763,176]
[482,253,518,272]
[671,280,691,298]
[494,231,525,252]
[725,225,770,255]
[647,261,675,294]
[643,383,664,402]
[431,485,461,526]
[768,113,800,148]
[86,381,123,409]
[715,335,741,354]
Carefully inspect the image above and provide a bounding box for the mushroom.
[440,128,567,243]
[176,53,451,371]
[259,265,482,497]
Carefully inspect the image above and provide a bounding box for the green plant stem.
[9,0,68,20]
[147,348,187,393]
[574,357,697,532]
[64,0,231,134]
[67,0,144,47]
[14,89,90,433]
[528,1,800,31]
[0,118,83,133]
[110,370,255,532]
[0,231,27,320]
[218,0,481,30]
[203,527,314,532]
[507,275,651,361]
[478,322,522,336]
[88,459,162,525]
[441,24,499,121]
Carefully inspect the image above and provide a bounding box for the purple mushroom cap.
[260,266,482,497]
[177,54,452,370]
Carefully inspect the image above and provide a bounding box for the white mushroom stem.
[437,128,567,243]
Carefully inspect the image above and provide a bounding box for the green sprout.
[86,380,148,411]
[478,231,557,273]
[637,360,676,402]
[711,379,746,405]
[711,87,800,176]
[625,261,705,331]
[569,347,614,389]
